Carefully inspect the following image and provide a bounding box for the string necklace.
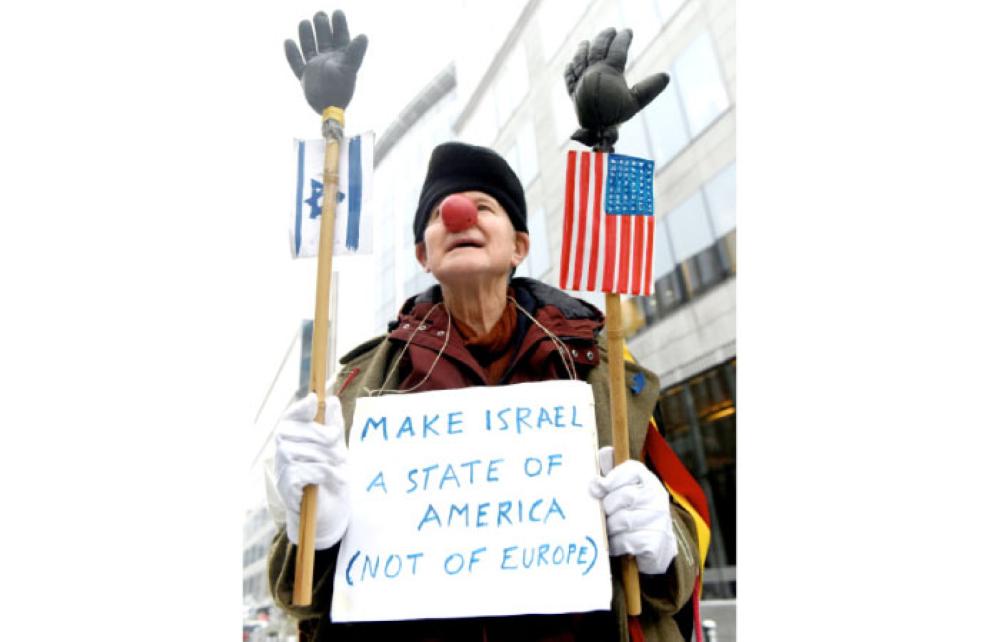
[369,295,581,395]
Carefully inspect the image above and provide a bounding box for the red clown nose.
[440,194,478,233]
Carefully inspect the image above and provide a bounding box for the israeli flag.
[291,132,374,258]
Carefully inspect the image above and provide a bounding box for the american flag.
[559,151,656,296]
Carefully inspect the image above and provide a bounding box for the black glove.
[284,10,368,115]
[564,27,669,150]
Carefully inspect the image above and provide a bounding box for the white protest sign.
[330,380,612,622]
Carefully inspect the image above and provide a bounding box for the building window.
[297,320,312,399]
[667,190,726,299]
[655,0,683,24]
[379,261,394,325]
[642,77,690,167]
[503,121,540,188]
[525,207,551,279]
[657,387,698,472]
[648,216,685,317]
[553,34,728,174]
[673,32,730,136]
[615,0,663,58]
[704,162,736,235]
[653,359,736,599]
[632,31,730,170]
[503,146,520,185]
[615,113,652,159]
[703,162,736,273]
[627,171,737,336]
[537,0,578,62]
[683,243,726,296]
[594,0,682,65]
[550,83,577,148]
[462,87,499,146]
[621,295,647,336]
[517,122,539,186]
[667,191,714,262]
[643,271,686,323]
[495,44,529,127]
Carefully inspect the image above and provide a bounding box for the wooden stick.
[293,106,345,606]
[605,292,642,616]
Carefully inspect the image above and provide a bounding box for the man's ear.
[415,242,429,272]
[511,232,530,268]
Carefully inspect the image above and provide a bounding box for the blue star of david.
[304,179,346,219]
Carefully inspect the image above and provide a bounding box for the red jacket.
[384,278,605,393]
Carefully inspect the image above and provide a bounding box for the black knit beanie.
[412,142,528,243]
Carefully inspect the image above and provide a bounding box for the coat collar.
[393,277,604,331]
[386,277,604,382]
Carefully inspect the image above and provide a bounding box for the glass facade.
[631,162,736,333]
[644,81,690,167]
[616,29,731,172]
[653,359,736,599]
[673,32,730,135]
[704,162,737,274]
[597,28,734,337]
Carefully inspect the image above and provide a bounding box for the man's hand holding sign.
[274,393,351,552]
[592,447,677,576]
[269,9,704,642]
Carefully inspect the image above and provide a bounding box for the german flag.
[623,349,713,642]
[642,422,711,567]
[642,422,712,642]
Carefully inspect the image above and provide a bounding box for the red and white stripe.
[559,150,655,297]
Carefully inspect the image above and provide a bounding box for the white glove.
[590,445,677,575]
[273,392,350,550]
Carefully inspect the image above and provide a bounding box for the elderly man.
[268,139,701,642]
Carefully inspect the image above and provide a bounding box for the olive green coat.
[269,331,700,642]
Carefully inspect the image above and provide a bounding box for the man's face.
[416,191,529,286]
